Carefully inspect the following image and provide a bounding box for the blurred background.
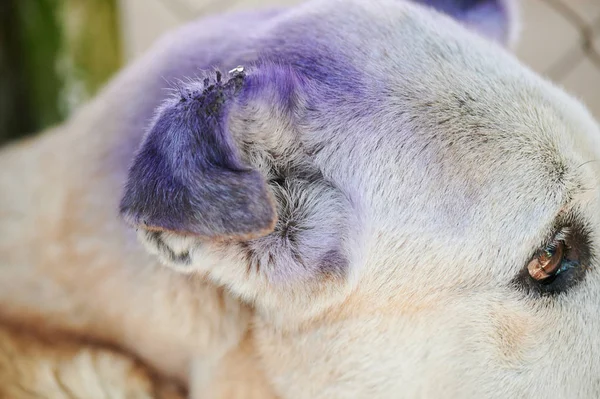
[1,0,599,146]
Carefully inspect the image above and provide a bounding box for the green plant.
[0,0,122,145]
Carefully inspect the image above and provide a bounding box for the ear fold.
[414,0,519,46]
[119,69,277,240]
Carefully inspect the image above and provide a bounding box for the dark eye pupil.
[527,240,565,281]
[516,224,588,295]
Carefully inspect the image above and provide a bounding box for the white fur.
[142,1,600,397]
[2,1,600,398]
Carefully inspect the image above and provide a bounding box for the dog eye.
[526,229,580,287]
[516,223,591,296]
[527,238,567,281]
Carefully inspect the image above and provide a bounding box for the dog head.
[120,0,600,397]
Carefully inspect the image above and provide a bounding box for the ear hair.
[243,178,354,281]
[119,68,278,240]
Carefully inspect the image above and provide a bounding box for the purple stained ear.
[413,0,518,45]
[119,69,277,239]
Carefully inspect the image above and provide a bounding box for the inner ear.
[241,177,357,281]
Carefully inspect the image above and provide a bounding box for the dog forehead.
[278,2,598,239]
[354,82,583,237]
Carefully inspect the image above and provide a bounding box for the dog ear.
[413,0,519,46]
[119,69,277,240]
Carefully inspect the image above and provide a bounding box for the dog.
[2,0,600,397]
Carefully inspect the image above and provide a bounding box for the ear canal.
[119,70,277,240]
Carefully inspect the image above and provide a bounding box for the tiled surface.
[119,0,600,119]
